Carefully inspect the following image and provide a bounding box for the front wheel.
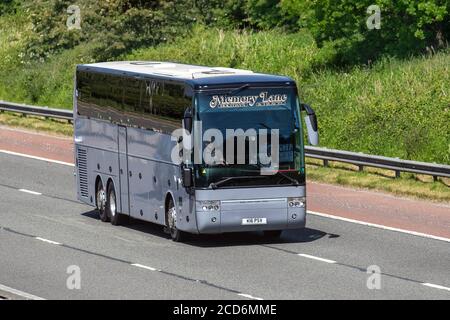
[167,198,186,242]
[96,181,109,222]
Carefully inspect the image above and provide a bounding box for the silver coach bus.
[74,62,318,241]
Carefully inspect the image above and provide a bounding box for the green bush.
[196,0,299,30]
[23,0,208,62]
[281,0,450,64]
[0,0,20,16]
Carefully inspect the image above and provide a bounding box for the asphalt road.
[0,152,449,299]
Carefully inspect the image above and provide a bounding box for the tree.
[281,0,450,65]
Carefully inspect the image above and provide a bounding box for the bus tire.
[264,230,282,238]
[107,182,123,226]
[167,197,186,242]
[96,179,109,222]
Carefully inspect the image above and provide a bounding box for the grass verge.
[0,112,73,137]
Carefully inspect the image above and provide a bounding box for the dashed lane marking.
[422,283,450,292]
[131,263,160,272]
[298,253,336,264]
[18,189,42,196]
[35,237,61,245]
[237,293,264,300]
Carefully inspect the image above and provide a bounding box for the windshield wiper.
[245,164,299,186]
[229,84,250,95]
[274,171,299,185]
[205,84,252,96]
[209,175,265,189]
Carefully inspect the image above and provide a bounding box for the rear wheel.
[107,183,124,226]
[167,198,186,242]
[96,181,108,222]
[264,230,283,238]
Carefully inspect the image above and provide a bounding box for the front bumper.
[194,186,306,234]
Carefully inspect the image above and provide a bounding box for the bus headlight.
[197,201,220,212]
[288,197,305,208]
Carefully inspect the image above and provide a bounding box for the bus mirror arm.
[182,167,193,188]
[183,108,193,133]
[302,104,319,146]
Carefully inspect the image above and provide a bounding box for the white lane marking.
[0,149,74,167]
[237,293,264,300]
[0,283,45,300]
[422,283,450,292]
[35,237,61,245]
[131,263,159,272]
[298,253,336,264]
[308,210,450,243]
[18,189,42,196]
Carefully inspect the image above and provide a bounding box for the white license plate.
[242,218,267,225]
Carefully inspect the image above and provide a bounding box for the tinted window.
[77,71,123,122]
[139,81,190,133]
[77,70,192,134]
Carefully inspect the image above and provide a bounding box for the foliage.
[281,0,450,64]
[0,0,20,16]
[23,0,207,61]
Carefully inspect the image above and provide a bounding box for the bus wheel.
[167,198,185,242]
[107,183,123,226]
[96,181,109,222]
[264,230,282,238]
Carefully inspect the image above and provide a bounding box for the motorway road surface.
[0,151,449,299]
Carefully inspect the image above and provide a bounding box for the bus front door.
[118,126,130,215]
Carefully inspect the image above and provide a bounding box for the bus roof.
[77,61,296,88]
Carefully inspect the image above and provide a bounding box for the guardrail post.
[358,165,364,172]
[433,176,438,182]
[395,170,400,178]
[323,159,328,167]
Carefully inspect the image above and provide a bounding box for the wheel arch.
[95,175,103,190]
[106,177,115,192]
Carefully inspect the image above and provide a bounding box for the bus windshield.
[194,86,305,189]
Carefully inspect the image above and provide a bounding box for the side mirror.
[302,104,319,146]
[182,167,193,188]
[183,108,193,133]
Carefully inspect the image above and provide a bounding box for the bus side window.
[139,81,191,133]
[123,77,142,125]
[161,83,189,124]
